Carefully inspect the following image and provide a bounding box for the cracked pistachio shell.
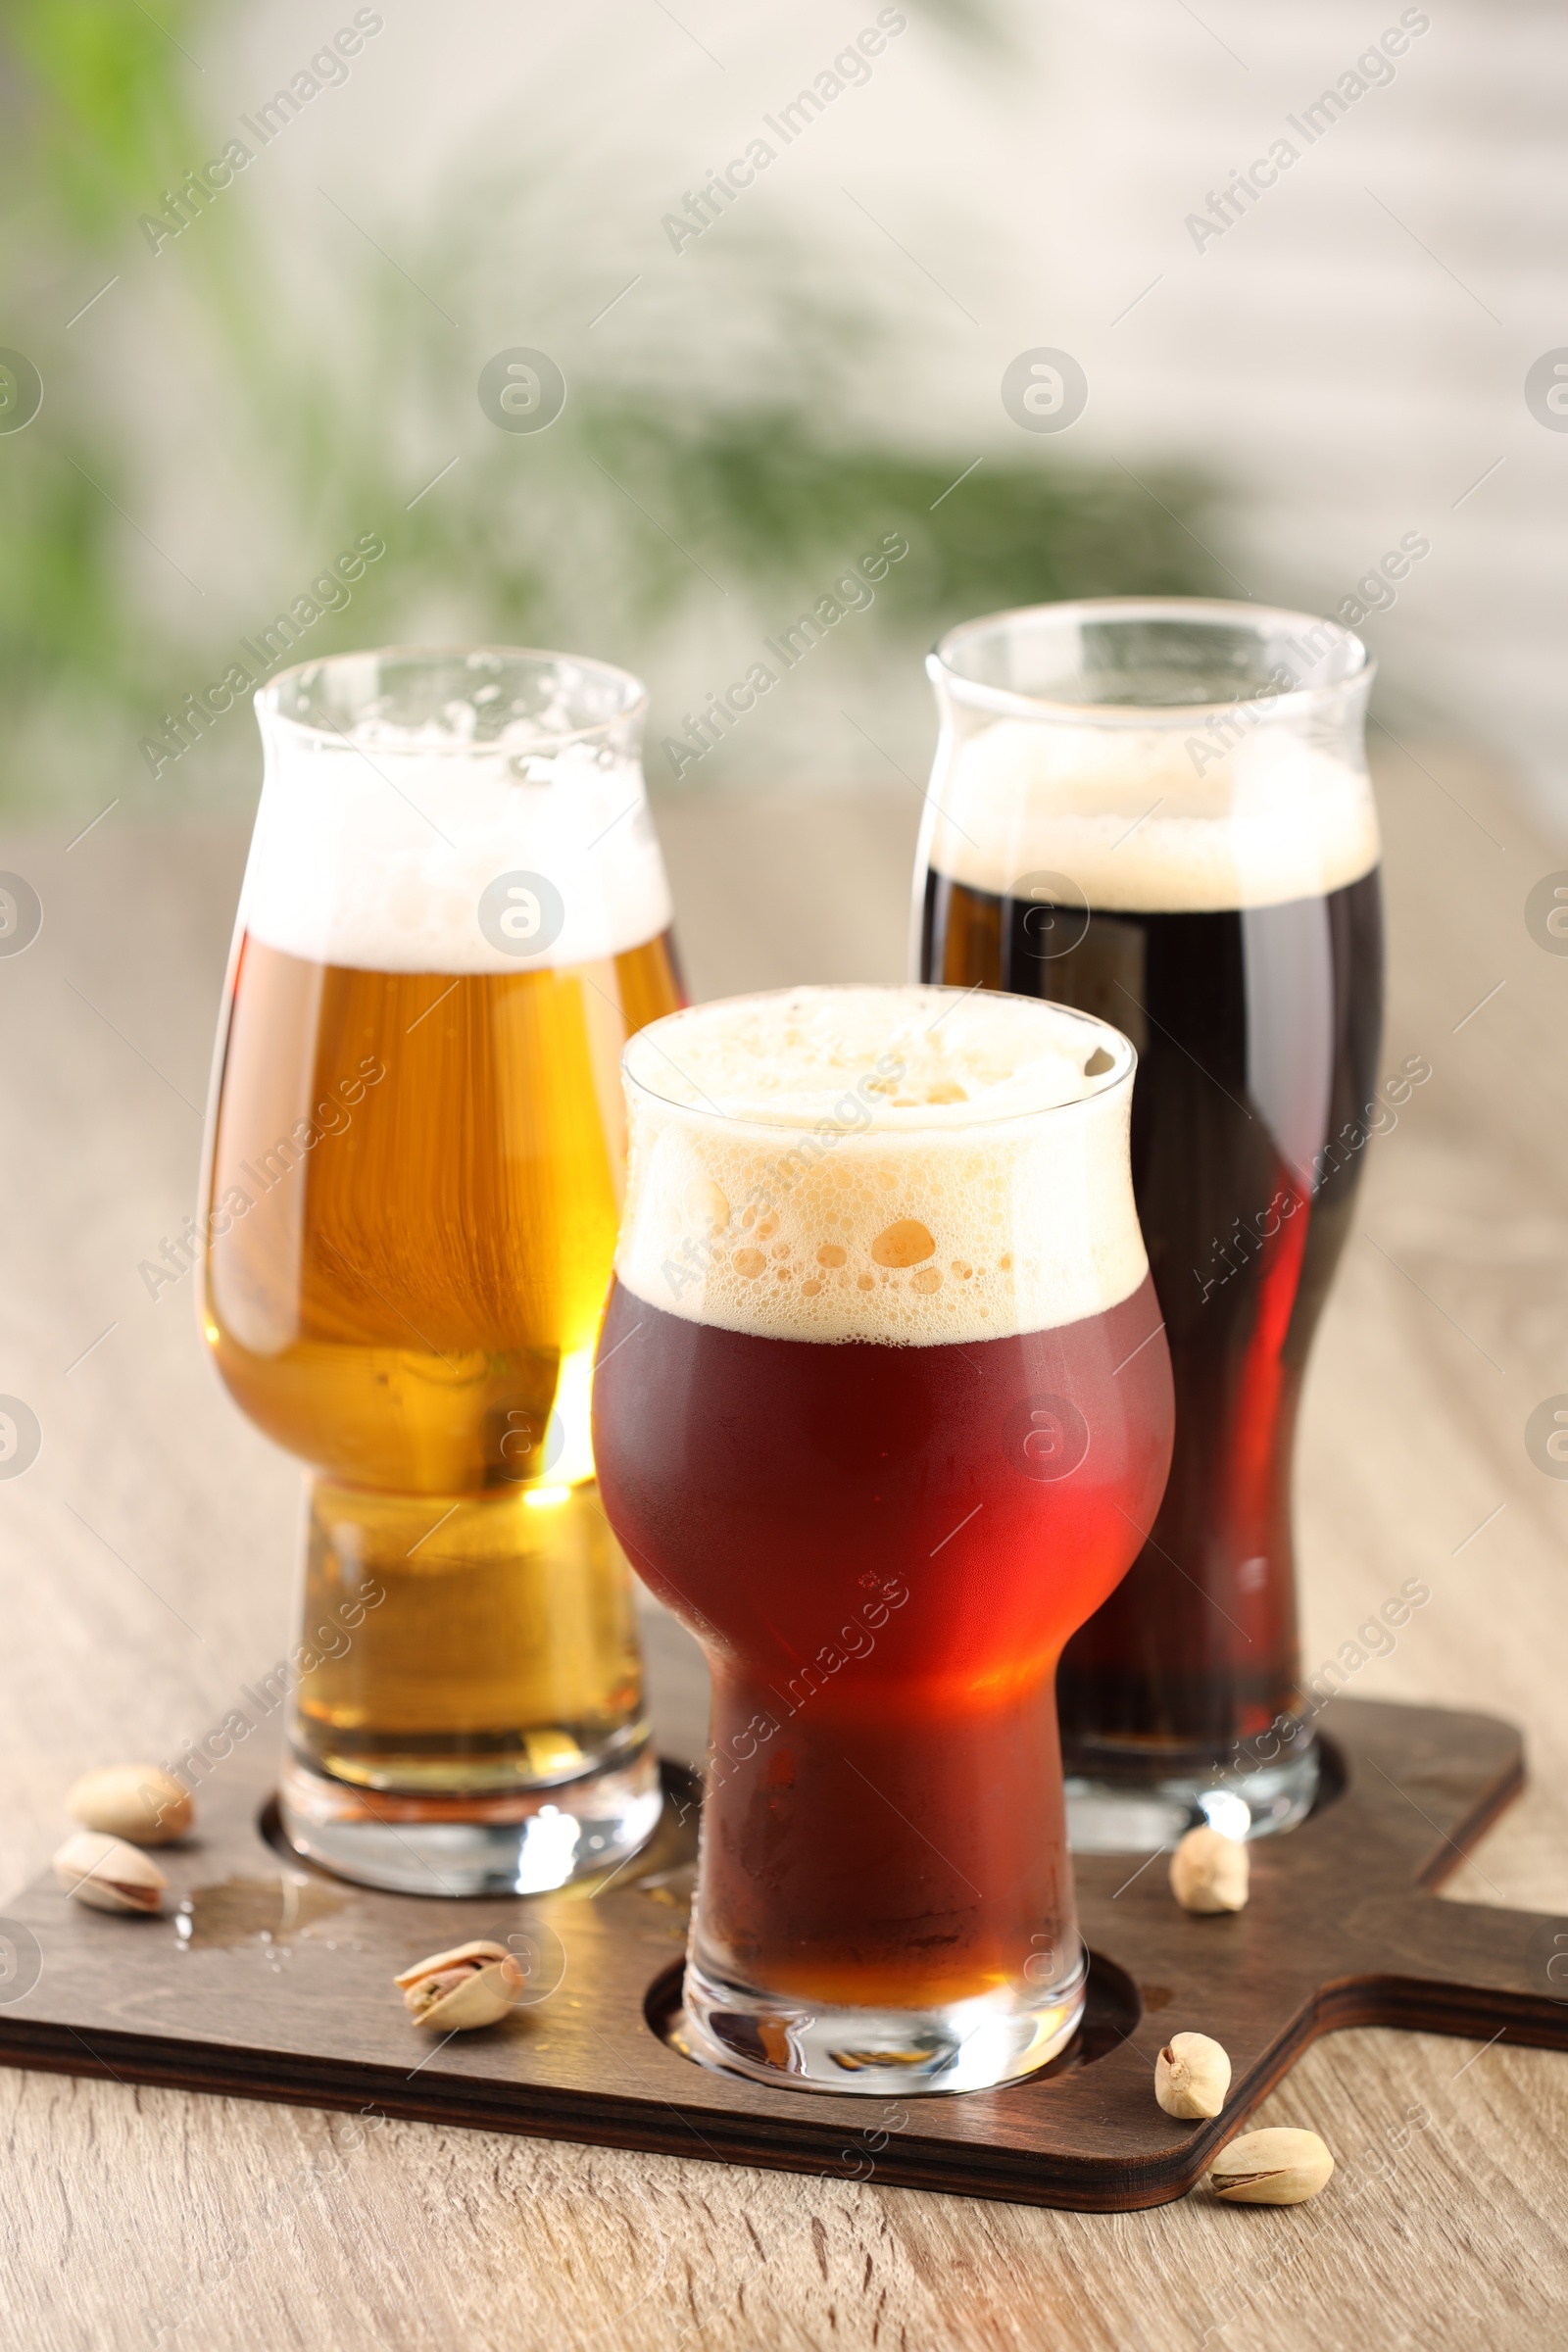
[1169,1826,1250,1914]
[68,1764,193,1846]
[395,1939,524,2031]
[1155,2032,1232,2120]
[1210,2128,1335,2205]
[53,1830,168,1914]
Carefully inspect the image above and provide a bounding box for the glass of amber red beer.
[592,985,1173,2093]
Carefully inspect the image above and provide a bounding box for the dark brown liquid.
[921,866,1383,1766]
[592,1278,1172,2006]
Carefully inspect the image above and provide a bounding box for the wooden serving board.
[1,1696,1564,2212]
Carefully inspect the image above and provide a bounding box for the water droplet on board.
[176,1874,350,1951]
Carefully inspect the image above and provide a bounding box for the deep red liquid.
[593,1276,1172,2006]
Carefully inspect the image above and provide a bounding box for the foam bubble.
[240,715,672,972]
[615,986,1148,1345]
[928,717,1379,913]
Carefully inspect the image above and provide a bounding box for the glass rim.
[620,983,1138,1137]
[256,642,650,751]
[927,596,1375,726]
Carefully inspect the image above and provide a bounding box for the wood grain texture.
[2,1700,1565,2224]
[1,741,1566,2344]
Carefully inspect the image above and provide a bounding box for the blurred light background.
[2,0,1556,831]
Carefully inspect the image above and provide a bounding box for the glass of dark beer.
[592,985,1173,2092]
[917,600,1383,1850]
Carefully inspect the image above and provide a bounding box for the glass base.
[278,1740,662,1896]
[1064,1738,1320,1854]
[679,1946,1088,2096]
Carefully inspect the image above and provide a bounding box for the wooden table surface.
[2,737,1566,2349]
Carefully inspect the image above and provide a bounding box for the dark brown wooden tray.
[2,1696,1564,2211]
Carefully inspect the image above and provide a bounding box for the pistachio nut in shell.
[53,1830,168,1914]
[1169,1825,1250,1914]
[67,1763,193,1846]
[1209,2128,1334,2205]
[1154,2032,1232,2120]
[395,1938,525,2031]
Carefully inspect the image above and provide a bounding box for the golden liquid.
[201,930,683,1789]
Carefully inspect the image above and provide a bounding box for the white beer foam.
[929,718,1380,913]
[241,716,672,972]
[615,986,1148,1345]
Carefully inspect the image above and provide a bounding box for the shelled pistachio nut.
[394,1939,525,2031]
[53,1830,169,1914]
[1169,1825,1250,1914]
[1154,2032,1232,2120]
[67,1763,193,1846]
[1209,2128,1335,2205]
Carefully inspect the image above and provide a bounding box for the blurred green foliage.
[0,0,1226,808]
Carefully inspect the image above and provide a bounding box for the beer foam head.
[928,718,1380,913]
[926,600,1378,912]
[241,650,672,972]
[615,986,1147,1344]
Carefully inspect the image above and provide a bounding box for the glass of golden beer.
[200,647,683,1893]
[592,985,1174,2091]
